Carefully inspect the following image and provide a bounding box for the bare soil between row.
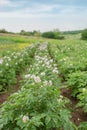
[61,88,87,126]
[0,75,21,105]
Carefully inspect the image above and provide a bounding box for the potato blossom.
[22,115,29,123]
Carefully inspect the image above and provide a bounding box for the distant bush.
[63,30,82,35]
[20,30,33,36]
[0,29,8,33]
[20,30,41,37]
[81,29,87,40]
[42,31,64,39]
[0,29,15,34]
[42,31,55,38]
[55,35,64,39]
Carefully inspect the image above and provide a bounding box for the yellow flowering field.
[0,34,44,57]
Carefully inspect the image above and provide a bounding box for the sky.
[0,0,87,32]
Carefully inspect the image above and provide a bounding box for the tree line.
[0,28,87,40]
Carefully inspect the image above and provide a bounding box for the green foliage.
[0,84,76,130]
[0,29,8,33]
[66,71,87,97]
[81,29,87,40]
[77,88,87,112]
[48,40,87,78]
[20,30,41,37]
[42,31,64,39]
[48,40,87,115]
[20,30,33,36]
[0,45,36,92]
[42,31,55,38]
[78,122,87,130]
[0,43,76,130]
[63,30,82,35]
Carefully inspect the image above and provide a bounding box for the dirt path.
[61,87,87,126]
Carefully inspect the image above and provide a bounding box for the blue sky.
[0,0,87,32]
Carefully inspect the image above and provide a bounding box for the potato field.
[0,34,87,130]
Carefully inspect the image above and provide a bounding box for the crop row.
[48,40,87,129]
[0,43,76,130]
[0,44,36,92]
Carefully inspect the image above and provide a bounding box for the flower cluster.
[22,115,29,123]
[0,59,3,64]
[22,42,60,89]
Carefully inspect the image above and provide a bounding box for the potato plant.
[0,43,76,130]
[0,44,36,92]
[48,40,87,127]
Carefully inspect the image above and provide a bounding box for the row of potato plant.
[0,44,36,92]
[0,42,77,130]
[48,40,87,129]
[48,40,87,78]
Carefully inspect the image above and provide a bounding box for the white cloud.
[0,0,10,6]
[23,5,54,13]
[0,4,87,18]
[0,2,87,32]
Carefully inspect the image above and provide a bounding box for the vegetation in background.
[42,30,64,39]
[62,30,82,35]
[0,28,65,39]
[81,29,87,40]
[0,35,44,57]
[0,29,14,34]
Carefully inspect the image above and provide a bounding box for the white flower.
[46,62,50,66]
[24,74,31,78]
[31,74,36,78]
[41,72,45,76]
[50,59,53,63]
[6,63,9,66]
[7,57,11,61]
[22,115,29,123]
[34,76,41,83]
[57,98,62,103]
[0,59,3,64]
[82,88,86,92]
[49,80,52,86]
[43,80,48,86]
[53,69,58,74]
[78,118,80,121]
[54,64,57,67]
[47,65,51,69]
[60,95,63,99]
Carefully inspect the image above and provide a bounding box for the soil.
[61,88,87,126]
[0,75,21,105]
[0,93,10,105]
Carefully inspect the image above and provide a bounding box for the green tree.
[81,29,87,40]
[0,29,8,33]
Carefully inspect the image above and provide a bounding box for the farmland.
[0,34,87,129]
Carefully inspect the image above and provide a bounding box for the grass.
[0,34,45,57]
